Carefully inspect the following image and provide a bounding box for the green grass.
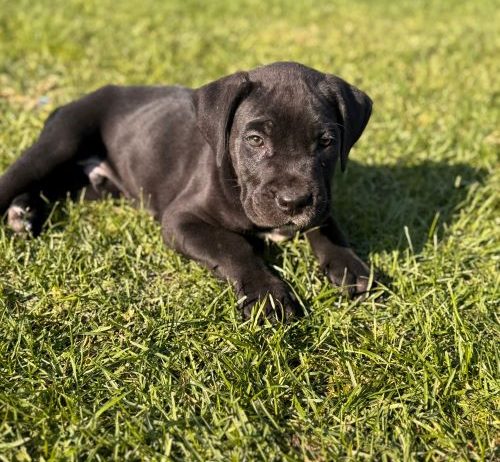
[1,0,499,460]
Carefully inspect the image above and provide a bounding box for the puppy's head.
[194,62,372,231]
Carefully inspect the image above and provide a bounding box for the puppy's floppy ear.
[322,75,372,172]
[193,71,252,167]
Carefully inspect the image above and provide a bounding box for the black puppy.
[0,62,372,321]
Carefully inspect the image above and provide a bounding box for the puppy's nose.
[276,191,313,214]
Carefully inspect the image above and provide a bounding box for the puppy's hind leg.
[5,162,90,236]
[5,155,128,236]
[0,85,116,215]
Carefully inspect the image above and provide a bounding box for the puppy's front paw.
[323,248,372,298]
[239,281,301,323]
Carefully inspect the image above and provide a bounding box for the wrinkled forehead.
[235,81,333,134]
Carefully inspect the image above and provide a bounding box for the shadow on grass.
[332,160,486,256]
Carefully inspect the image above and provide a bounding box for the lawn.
[0,0,499,460]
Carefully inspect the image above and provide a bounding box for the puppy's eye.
[246,135,264,147]
[318,135,334,147]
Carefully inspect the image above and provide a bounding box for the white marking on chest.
[258,230,291,243]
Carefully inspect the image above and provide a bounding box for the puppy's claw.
[240,289,302,323]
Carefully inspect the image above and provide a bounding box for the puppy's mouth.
[289,199,329,230]
[248,194,329,231]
